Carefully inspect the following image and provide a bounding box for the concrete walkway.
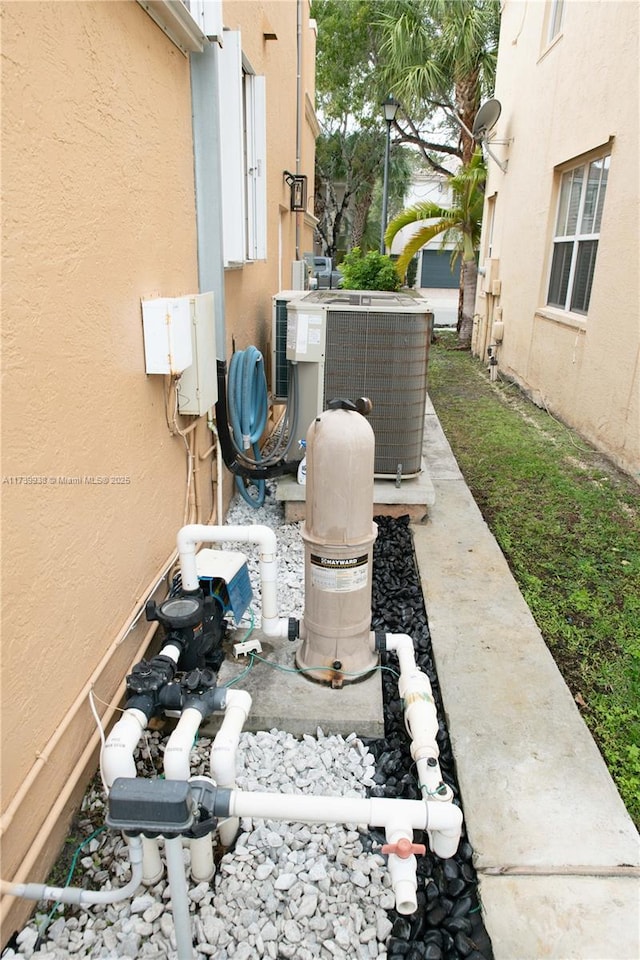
[414,399,640,959]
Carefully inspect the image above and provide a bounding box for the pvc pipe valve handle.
[381,838,426,859]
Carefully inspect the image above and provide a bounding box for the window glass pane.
[581,160,602,234]
[555,172,571,236]
[566,168,583,235]
[570,240,598,313]
[594,154,610,232]
[549,0,565,40]
[548,241,573,307]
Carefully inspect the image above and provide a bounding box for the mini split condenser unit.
[272,290,433,479]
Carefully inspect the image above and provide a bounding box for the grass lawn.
[427,332,640,827]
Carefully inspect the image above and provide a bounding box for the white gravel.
[5,486,394,960]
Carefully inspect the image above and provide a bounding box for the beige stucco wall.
[0,0,201,937]
[474,0,639,478]
[1,0,317,944]
[222,0,317,364]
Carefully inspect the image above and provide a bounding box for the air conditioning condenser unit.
[273,290,433,479]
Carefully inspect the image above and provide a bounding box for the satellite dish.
[472,99,502,140]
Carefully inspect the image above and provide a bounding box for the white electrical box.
[286,301,327,363]
[141,297,193,375]
[177,291,218,415]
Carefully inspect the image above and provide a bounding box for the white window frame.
[217,31,267,267]
[547,0,565,44]
[546,153,610,316]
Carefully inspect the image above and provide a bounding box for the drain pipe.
[377,633,456,854]
[0,835,144,906]
[176,524,295,639]
[209,688,252,847]
[164,835,194,960]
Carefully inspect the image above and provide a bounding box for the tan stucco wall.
[0,0,203,940]
[475,0,639,478]
[222,0,317,363]
[1,0,317,943]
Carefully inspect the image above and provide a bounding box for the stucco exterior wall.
[1,0,317,944]
[0,1,202,937]
[222,0,317,364]
[474,0,639,478]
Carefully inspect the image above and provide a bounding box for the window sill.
[535,307,587,332]
[537,31,563,64]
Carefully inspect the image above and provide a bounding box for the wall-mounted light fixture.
[283,171,308,212]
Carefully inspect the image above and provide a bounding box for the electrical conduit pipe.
[209,689,252,847]
[176,524,291,638]
[0,835,144,906]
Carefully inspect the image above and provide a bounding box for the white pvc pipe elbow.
[176,524,290,637]
[100,709,147,788]
[210,689,252,847]
[164,708,202,781]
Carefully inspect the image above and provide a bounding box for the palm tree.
[378,0,500,167]
[385,150,486,348]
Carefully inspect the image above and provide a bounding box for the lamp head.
[382,95,399,124]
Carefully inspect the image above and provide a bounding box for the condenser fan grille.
[323,310,432,478]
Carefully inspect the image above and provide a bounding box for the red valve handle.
[381,838,426,859]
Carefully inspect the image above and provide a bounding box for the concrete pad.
[478,874,640,960]
[413,407,639,870]
[200,635,384,740]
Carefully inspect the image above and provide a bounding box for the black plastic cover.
[107,777,194,835]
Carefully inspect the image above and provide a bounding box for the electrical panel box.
[286,300,327,363]
[177,291,218,416]
[141,297,193,375]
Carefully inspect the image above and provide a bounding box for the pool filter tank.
[296,399,378,686]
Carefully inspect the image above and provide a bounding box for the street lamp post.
[380,95,399,254]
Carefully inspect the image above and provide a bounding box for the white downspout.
[209,688,252,847]
[163,707,215,882]
[176,524,290,638]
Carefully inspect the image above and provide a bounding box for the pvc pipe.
[227,788,462,915]
[209,689,251,847]
[100,709,147,787]
[0,836,144,906]
[384,828,418,915]
[0,631,155,931]
[176,523,290,637]
[164,708,214,882]
[100,708,163,885]
[384,634,453,801]
[164,836,194,960]
[164,708,202,781]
